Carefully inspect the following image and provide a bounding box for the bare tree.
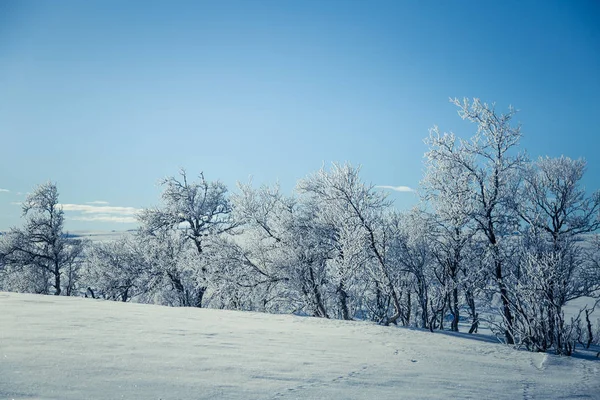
[0,182,85,295]
[425,98,526,343]
[83,237,149,302]
[298,163,404,325]
[511,156,600,353]
[422,148,479,332]
[137,170,238,307]
[233,182,334,317]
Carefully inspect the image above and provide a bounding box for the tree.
[516,156,600,246]
[82,237,148,302]
[0,182,85,295]
[298,163,404,325]
[232,182,334,317]
[511,156,600,353]
[137,170,238,307]
[425,98,526,343]
[422,147,479,332]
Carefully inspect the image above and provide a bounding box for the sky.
[1,0,599,231]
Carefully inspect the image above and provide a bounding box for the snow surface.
[1,292,598,400]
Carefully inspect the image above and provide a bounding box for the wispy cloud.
[60,204,139,215]
[59,203,140,224]
[70,215,138,223]
[85,200,109,205]
[376,185,416,193]
[0,188,9,193]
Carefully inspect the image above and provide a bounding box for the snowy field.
[1,292,598,400]
[67,230,133,242]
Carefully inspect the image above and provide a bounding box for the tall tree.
[0,182,84,295]
[422,149,478,332]
[137,170,238,307]
[298,163,404,325]
[425,98,525,343]
[513,156,600,353]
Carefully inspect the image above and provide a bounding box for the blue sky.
[1,0,599,231]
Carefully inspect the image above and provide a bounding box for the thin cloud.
[376,185,416,193]
[86,200,109,205]
[59,203,140,223]
[70,215,138,223]
[0,188,9,193]
[60,204,139,215]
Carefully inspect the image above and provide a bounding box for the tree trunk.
[194,287,206,308]
[496,259,514,344]
[167,271,188,306]
[305,266,328,318]
[451,286,460,332]
[466,290,478,334]
[337,281,351,320]
[404,291,411,326]
[586,310,593,349]
[53,265,61,296]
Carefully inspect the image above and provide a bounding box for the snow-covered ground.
[1,292,598,400]
[67,230,133,242]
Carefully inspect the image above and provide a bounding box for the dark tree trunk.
[304,266,328,318]
[194,287,206,308]
[404,291,411,326]
[167,272,188,306]
[586,310,593,349]
[496,259,514,344]
[337,281,351,320]
[466,290,478,334]
[451,286,460,332]
[53,264,61,296]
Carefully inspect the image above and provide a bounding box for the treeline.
[1,98,599,355]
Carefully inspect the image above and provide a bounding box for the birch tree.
[298,163,404,325]
[425,98,525,343]
[512,156,600,353]
[233,182,335,317]
[422,149,479,332]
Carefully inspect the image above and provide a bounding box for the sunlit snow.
[1,292,598,399]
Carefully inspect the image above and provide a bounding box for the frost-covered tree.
[422,148,479,332]
[231,182,297,312]
[311,196,371,321]
[138,170,238,307]
[233,182,336,317]
[141,228,205,306]
[82,237,149,302]
[298,163,403,325]
[386,210,435,329]
[516,156,600,247]
[425,98,526,343]
[510,156,600,353]
[0,182,85,295]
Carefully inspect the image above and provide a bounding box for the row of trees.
[1,99,599,355]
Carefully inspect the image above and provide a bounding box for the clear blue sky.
[1,0,599,231]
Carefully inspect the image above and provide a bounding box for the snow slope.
[1,292,598,400]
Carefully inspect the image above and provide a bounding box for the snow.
[67,230,133,242]
[1,292,598,399]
